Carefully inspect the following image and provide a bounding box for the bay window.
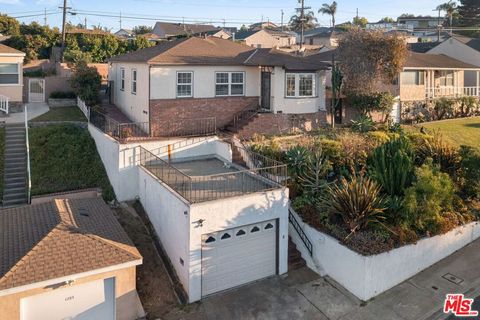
[285,73,316,98]
[215,72,245,96]
[0,63,19,85]
[177,71,193,97]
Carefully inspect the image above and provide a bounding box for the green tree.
[437,1,458,27]
[353,16,369,28]
[289,10,317,32]
[318,1,337,28]
[132,25,153,35]
[380,17,395,23]
[70,61,101,104]
[0,14,20,35]
[458,0,480,34]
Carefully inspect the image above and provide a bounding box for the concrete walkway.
[0,102,49,124]
[164,238,480,320]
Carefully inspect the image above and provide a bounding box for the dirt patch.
[114,205,179,319]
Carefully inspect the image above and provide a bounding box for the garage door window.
[205,236,216,243]
[220,233,231,240]
[265,223,274,230]
[251,226,260,233]
[236,229,246,236]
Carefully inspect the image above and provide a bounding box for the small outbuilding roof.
[0,43,25,56]
[0,198,142,291]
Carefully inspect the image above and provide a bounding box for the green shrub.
[369,136,414,196]
[367,131,390,145]
[347,91,395,116]
[69,62,101,105]
[49,91,76,99]
[350,115,375,133]
[285,145,310,179]
[321,173,386,240]
[417,131,460,175]
[458,146,480,199]
[403,160,455,234]
[433,97,455,120]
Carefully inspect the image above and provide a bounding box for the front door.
[261,72,271,110]
[28,79,45,103]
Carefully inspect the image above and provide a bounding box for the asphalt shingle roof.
[154,22,216,37]
[404,52,480,69]
[0,43,25,55]
[0,198,141,291]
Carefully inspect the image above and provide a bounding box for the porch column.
[477,70,480,97]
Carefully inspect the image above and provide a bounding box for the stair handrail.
[289,206,313,256]
[232,106,260,128]
[0,94,9,115]
[25,105,31,204]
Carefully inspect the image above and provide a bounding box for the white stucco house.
[107,36,329,137]
[0,43,25,110]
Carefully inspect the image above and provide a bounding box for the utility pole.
[356,8,359,26]
[119,12,122,30]
[44,8,47,26]
[84,17,87,29]
[59,0,71,61]
[223,19,226,29]
[296,0,311,50]
[437,8,441,42]
[281,10,284,31]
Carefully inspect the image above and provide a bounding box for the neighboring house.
[249,21,279,31]
[152,22,216,39]
[115,28,134,38]
[397,16,447,31]
[202,28,232,39]
[0,43,25,103]
[0,198,144,320]
[366,21,414,32]
[108,36,329,136]
[234,29,296,48]
[138,32,162,43]
[303,28,344,49]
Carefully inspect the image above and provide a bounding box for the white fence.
[0,94,9,114]
[426,86,480,99]
[77,97,90,120]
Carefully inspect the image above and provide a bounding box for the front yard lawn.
[31,106,86,122]
[29,125,114,200]
[405,117,480,151]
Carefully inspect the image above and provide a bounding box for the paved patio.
[163,238,480,320]
[0,102,49,124]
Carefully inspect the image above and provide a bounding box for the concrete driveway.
[164,238,480,320]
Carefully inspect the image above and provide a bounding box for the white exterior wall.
[289,209,480,301]
[150,65,261,99]
[88,123,231,201]
[138,168,191,292]
[0,55,25,102]
[110,62,150,123]
[270,67,326,114]
[188,189,289,302]
[427,38,480,67]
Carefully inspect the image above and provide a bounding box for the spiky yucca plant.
[322,174,386,240]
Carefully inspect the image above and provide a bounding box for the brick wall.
[149,96,259,136]
[237,112,328,138]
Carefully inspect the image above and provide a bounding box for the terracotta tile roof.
[404,52,480,69]
[0,198,141,291]
[0,43,25,55]
[109,37,329,70]
[154,22,216,37]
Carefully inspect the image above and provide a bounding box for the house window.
[131,69,137,94]
[401,71,425,85]
[0,64,19,85]
[177,71,193,97]
[439,70,454,86]
[120,68,125,91]
[215,72,245,96]
[285,73,316,98]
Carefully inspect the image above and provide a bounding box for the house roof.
[404,52,480,69]
[110,37,329,70]
[452,35,480,52]
[0,43,25,56]
[409,42,441,53]
[233,30,258,40]
[154,22,216,37]
[0,198,142,291]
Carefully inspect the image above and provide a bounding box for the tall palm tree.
[289,10,318,32]
[318,1,338,28]
[436,1,457,27]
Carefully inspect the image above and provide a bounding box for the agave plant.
[350,115,375,133]
[322,173,386,240]
[285,146,311,179]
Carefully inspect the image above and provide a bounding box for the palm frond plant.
[298,148,331,197]
[321,173,387,240]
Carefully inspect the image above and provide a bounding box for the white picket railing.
[77,97,90,120]
[25,105,31,204]
[426,86,480,99]
[0,94,9,114]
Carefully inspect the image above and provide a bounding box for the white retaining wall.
[88,124,232,201]
[289,208,480,301]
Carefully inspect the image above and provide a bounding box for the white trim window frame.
[439,70,454,87]
[176,71,193,98]
[0,63,20,86]
[285,72,316,98]
[131,68,137,94]
[120,68,125,91]
[215,71,245,97]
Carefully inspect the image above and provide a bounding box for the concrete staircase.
[3,124,28,207]
[288,237,307,270]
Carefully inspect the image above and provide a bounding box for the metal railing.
[158,117,217,137]
[426,86,480,99]
[232,107,259,128]
[139,146,285,203]
[0,94,9,114]
[89,108,149,141]
[289,206,313,256]
[25,106,31,204]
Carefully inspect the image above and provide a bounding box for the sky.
[0,0,447,31]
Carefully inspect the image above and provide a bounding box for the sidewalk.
[164,237,480,320]
[0,102,49,124]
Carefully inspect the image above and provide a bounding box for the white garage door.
[21,278,115,320]
[201,220,277,297]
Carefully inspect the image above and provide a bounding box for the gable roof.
[0,43,25,56]
[404,52,480,69]
[234,30,258,40]
[109,37,329,70]
[452,35,480,52]
[0,198,141,291]
[154,22,216,37]
[408,42,441,53]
